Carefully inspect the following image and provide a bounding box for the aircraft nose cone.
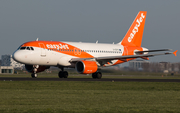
[12,51,22,63]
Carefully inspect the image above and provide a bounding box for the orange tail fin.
[119,11,147,47]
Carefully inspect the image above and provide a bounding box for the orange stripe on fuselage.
[113,46,143,65]
[21,41,94,58]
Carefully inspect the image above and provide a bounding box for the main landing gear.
[58,67,102,79]
[58,67,68,78]
[92,72,102,79]
[58,71,68,78]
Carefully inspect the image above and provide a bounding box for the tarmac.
[0,77,180,82]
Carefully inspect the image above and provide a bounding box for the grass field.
[0,80,180,113]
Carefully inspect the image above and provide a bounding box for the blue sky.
[0,0,179,63]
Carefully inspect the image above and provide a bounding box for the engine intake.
[75,60,98,74]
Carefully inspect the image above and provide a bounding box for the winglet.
[173,50,178,56]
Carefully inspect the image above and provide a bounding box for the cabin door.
[39,43,46,57]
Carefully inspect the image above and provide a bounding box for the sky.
[0,0,180,63]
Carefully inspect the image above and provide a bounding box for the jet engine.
[75,60,98,74]
[25,64,50,73]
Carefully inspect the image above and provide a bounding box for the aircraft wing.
[70,50,177,62]
[95,51,177,61]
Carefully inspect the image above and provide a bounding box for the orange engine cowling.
[75,60,98,74]
[25,64,50,73]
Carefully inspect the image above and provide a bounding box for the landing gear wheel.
[63,71,68,78]
[58,71,68,78]
[92,73,97,79]
[58,71,64,78]
[92,72,102,79]
[96,72,102,79]
[31,73,37,78]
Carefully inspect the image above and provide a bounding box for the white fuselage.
[13,41,129,67]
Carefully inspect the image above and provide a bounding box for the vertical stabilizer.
[119,11,147,47]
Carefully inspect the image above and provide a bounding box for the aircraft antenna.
[36,38,39,41]
[96,40,98,44]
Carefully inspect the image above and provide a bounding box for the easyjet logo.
[128,13,145,42]
[46,44,69,49]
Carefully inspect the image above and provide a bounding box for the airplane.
[12,11,177,79]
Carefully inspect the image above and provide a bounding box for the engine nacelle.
[75,60,98,74]
[25,64,50,73]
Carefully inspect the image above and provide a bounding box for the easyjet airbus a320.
[12,11,177,79]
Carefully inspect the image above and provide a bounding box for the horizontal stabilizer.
[135,49,172,54]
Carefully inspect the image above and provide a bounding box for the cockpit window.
[17,45,23,50]
[19,46,34,51]
[20,47,26,50]
[26,47,30,50]
[30,47,34,50]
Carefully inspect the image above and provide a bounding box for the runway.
[0,77,180,82]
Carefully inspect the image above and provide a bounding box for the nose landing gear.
[31,65,39,78]
[31,73,38,78]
